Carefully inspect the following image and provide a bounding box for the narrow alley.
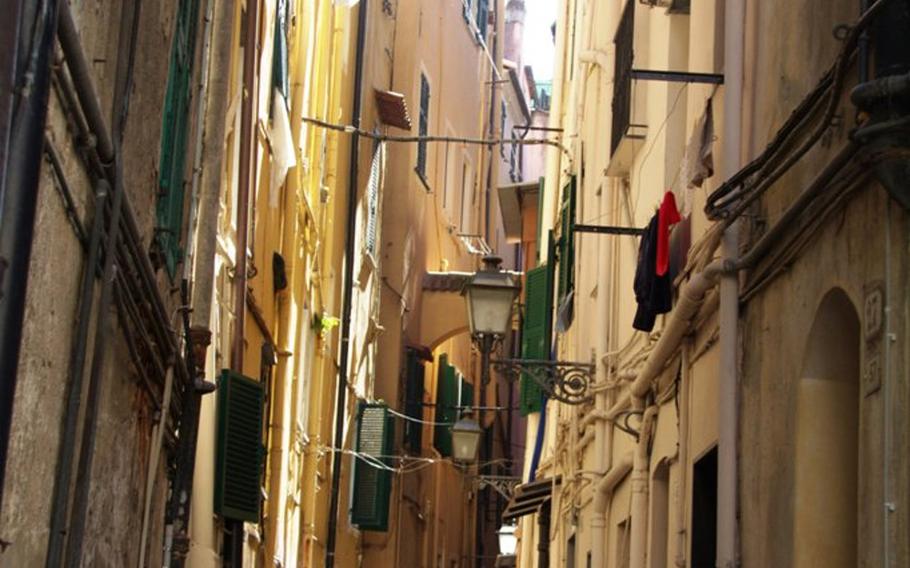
[1,0,909,567]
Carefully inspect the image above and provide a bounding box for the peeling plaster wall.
[0,0,181,565]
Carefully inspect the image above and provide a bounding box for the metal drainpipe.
[629,405,658,568]
[45,2,120,561]
[718,0,745,566]
[61,0,140,567]
[225,0,259,561]
[0,0,60,510]
[324,0,369,565]
[64,153,127,568]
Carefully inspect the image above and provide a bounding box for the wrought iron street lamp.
[450,415,484,462]
[463,256,595,405]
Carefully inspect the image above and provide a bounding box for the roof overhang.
[497,180,539,243]
[374,89,412,130]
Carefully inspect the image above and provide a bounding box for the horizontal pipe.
[57,2,114,162]
[630,260,725,399]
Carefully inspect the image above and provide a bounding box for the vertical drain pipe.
[324,0,369,566]
[629,405,658,568]
[717,0,745,566]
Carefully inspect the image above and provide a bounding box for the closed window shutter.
[157,0,200,278]
[214,370,264,522]
[417,75,430,178]
[557,176,577,303]
[351,403,394,531]
[460,377,474,410]
[365,143,383,256]
[433,354,458,456]
[272,0,290,103]
[476,0,489,40]
[520,263,553,415]
[404,349,425,452]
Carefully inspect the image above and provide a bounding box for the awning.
[502,476,561,522]
[374,89,411,130]
[496,181,539,243]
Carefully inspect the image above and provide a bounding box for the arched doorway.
[793,288,860,567]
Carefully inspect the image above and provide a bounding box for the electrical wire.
[704,0,896,220]
[386,407,455,427]
[632,83,687,216]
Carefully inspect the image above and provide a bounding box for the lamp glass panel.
[467,286,516,336]
[451,425,482,462]
[497,525,518,555]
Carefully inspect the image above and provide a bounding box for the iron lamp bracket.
[491,358,595,405]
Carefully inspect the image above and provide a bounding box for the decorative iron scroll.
[475,475,522,499]
[491,358,595,405]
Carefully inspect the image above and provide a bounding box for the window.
[351,402,394,531]
[459,160,474,233]
[214,370,264,522]
[416,73,430,181]
[556,176,577,317]
[157,0,201,277]
[403,348,426,452]
[500,100,507,158]
[519,261,553,415]
[272,0,290,104]
[365,142,384,257]
[650,460,670,568]
[616,517,632,568]
[611,0,634,157]
[691,447,718,568]
[475,0,489,41]
[433,355,474,456]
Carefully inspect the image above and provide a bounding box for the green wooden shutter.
[557,176,577,304]
[351,402,394,531]
[404,349,425,453]
[157,0,200,278]
[214,370,264,522]
[417,74,430,178]
[433,354,458,457]
[460,377,474,410]
[272,0,290,102]
[520,263,554,415]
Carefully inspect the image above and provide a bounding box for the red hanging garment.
[656,191,681,277]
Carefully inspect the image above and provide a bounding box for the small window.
[416,73,430,182]
[500,100,507,158]
[403,348,426,452]
[691,447,718,568]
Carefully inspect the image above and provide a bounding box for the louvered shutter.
[351,403,394,531]
[365,143,383,256]
[433,355,458,456]
[404,349,425,452]
[557,176,576,304]
[417,74,430,178]
[272,0,290,102]
[214,370,264,522]
[520,263,553,415]
[459,378,474,411]
[157,0,200,278]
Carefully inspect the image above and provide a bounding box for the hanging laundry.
[656,191,681,277]
[633,214,673,332]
